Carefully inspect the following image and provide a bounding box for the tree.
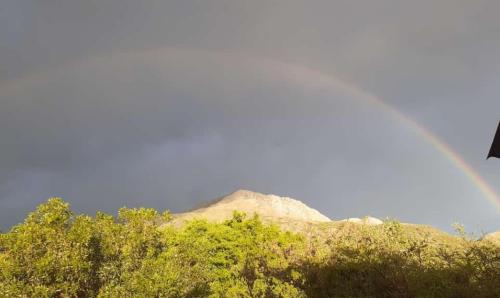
[0,198,101,297]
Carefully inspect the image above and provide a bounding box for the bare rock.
[339,216,383,225]
[173,189,331,223]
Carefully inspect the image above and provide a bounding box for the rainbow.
[2,47,499,211]
[258,57,500,211]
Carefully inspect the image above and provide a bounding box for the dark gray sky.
[1,0,499,233]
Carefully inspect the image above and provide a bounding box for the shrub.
[0,199,498,297]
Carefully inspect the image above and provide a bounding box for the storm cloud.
[1,0,499,232]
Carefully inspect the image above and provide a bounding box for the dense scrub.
[0,198,499,297]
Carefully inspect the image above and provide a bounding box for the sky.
[1,0,499,233]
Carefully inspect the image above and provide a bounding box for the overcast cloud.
[1,0,499,233]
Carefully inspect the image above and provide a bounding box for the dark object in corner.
[487,121,500,159]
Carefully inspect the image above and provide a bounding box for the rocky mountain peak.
[176,189,331,223]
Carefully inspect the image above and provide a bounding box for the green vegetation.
[1,198,499,297]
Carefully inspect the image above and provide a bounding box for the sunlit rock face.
[484,231,500,244]
[339,216,383,225]
[174,189,331,223]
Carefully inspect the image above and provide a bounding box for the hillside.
[171,189,456,240]
[1,193,499,297]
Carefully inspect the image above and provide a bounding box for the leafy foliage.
[0,199,499,297]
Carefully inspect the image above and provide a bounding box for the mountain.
[171,189,394,234]
[171,189,498,243]
[173,189,331,224]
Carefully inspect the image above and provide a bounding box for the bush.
[0,199,498,297]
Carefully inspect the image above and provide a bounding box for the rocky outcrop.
[173,189,331,223]
[484,231,500,243]
[339,216,383,225]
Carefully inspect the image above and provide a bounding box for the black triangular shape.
[487,121,500,159]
